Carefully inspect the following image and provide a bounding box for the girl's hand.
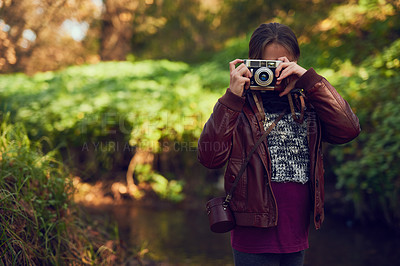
[229,59,252,97]
[275,56,307,97]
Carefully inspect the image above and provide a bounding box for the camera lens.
[260,73,269,81]
[254,67,273,86]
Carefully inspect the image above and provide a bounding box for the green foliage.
[0,118,120,265]
[0,60,220,172]
[299,0,400,70]
[329,39,400,229]
[129,0,219,62]
[0,59,222,201]
[135,164,184,202]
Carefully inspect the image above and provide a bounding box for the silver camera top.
[243,59,282,68]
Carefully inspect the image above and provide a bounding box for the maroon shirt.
[231,181,311,253]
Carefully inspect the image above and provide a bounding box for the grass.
[0,115,126,265]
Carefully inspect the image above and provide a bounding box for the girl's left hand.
[275,56,307,97]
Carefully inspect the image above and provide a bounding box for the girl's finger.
[278,56,290,63]
[229,59,244,72]
[275,62,292,77]
[244,77,251,90]
[279,79,296,97]
[236,63,252,77]
[278,64,296,80]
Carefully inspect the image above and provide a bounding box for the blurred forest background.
[1,0,400,265]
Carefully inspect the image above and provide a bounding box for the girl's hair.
[248,23,300,61]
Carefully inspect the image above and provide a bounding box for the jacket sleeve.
[295,68,361,144]
[197,88,246,169]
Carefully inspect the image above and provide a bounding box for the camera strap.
[288,92,305,124]
[252,92,265,122]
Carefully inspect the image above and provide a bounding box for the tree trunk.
[126,148,154,198]
[100,0,137,61]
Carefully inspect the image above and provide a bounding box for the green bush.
[329,39,400,230]
[135,164,184,202]
[0,59,221,200]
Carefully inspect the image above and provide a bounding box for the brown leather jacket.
[198,68,360,229]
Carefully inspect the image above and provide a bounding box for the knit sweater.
[261,91,310,184]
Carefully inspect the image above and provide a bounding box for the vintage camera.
[244,59,282,90]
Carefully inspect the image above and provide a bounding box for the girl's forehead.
[263,43,293,61]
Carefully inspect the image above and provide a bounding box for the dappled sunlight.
[316,1,396,34]
[73,177,114,206]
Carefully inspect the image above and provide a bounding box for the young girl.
[198,23,360,266]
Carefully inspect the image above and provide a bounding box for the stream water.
[94,204,400,265]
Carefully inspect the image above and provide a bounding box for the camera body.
[244,59,282,91]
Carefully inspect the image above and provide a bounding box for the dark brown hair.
[248,23,300,61]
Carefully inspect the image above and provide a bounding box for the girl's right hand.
[229,59,252,97]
